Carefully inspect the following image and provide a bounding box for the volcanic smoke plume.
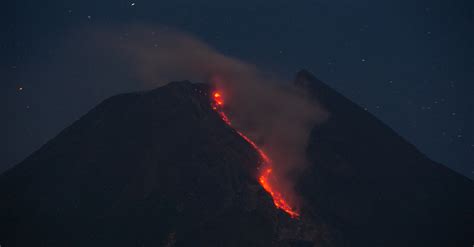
[90,26,330,213]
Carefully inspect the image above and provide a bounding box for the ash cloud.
[88,25,329,208]
[36,25,329,208]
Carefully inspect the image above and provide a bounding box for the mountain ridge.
[295,69,473,246]
[1,72,472,246]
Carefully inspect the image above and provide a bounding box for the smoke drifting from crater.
[93,25,329,208]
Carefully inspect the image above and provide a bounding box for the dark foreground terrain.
[1,70,473,246]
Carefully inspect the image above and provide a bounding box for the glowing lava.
[212,91,300,218]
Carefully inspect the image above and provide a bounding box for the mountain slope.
[1,81,333,246]
[1,74,472,247]
[295,69,474,246]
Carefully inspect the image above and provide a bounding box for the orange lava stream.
[212,92,300,218]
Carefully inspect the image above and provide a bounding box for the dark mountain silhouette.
[295,70,474,246]
[0,81,334,247]
[1,71,473,247]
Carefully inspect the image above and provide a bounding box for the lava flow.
[211,91,300,218]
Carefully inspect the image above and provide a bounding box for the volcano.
[1,70,473,247]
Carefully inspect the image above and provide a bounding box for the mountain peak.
[295,69,324,87]
[1,77,473,246]
[0,81,332,246]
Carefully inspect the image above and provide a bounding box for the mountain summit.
[0,81,332,246]
[294,69,473,246]
[1,71,472,246]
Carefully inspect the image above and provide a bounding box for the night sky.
[2,0,473,178]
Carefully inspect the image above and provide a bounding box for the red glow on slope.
[211,91,300,218]
[213,92,223,106]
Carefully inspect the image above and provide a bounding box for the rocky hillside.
[1,72,472,246]
[295,70,473,246]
